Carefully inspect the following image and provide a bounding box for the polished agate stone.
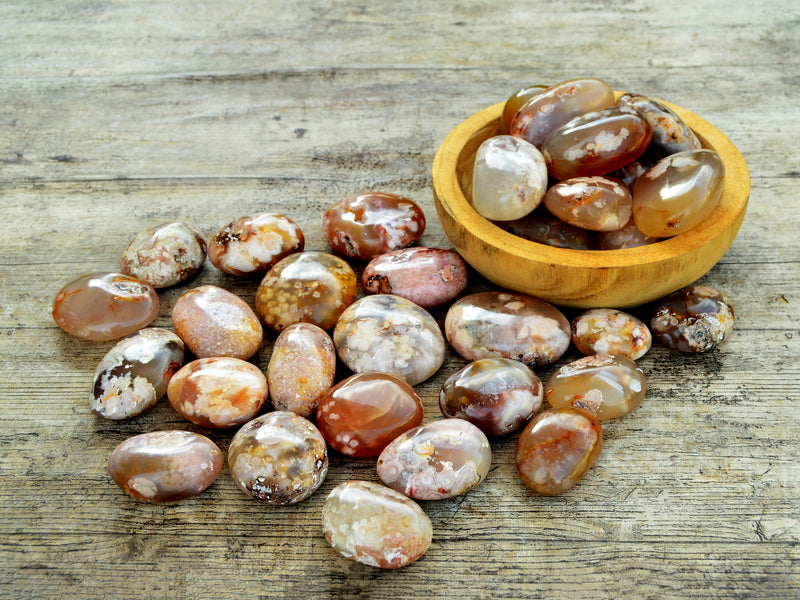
[500,211,597,250]
[228,411,328,504]
[545,354,647,420]
[323,192,426,261]
[650,285,734,352]
[472,135,548,221]
[267,323,336,417]
[172,285,263,360]
[167,357,267,429]
[571,308,652,360]
[617,92,701,155]
[52,272,159,342]
[120,221,207,288]
[333,294,445,385]
[516,407,602,495]
[542,107,652,180]
[208,213,304,276]
[543,176,633,231]
[255,251,358,331]
[608,152,660,190]
[377,419,492,500]
[633,149,725,237]
[316,373,423,458]
[500,84,548,133]
[510,77,616,148]
[439,358,542,436]
[362,247,468,308]
[91,328,184,420]
[445,291,571,367]
[597,220,660,249]
[322,481,432,569]
[108,430,222,503]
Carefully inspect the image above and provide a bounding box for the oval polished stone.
[500,84,548,133]
[571,308,652,360]
[617,92,701,155]
[650,285,735,353]
[172,285,263,360]
[208,213,304,277]
[543,176,633,231]
[267,323,336,418]
[545,354,647,420]
[597,220,660,250]
[445,291,571,367]
[167,357,268,429]
[316,373,424,458]
[52,272,159,342]
[377,419,492,500]
[322,480,432,569]
[91,328,185,420]
[542,107,652,180]
[439,358,542,436]
[120,221,207,288]
[500,211,597,250]
[633,149,725,237]
[323,192,426,261]
[516,407,602,495]
[108,430,223,503]
[255,251,358,331]
[228,411,328,504]
[472,135,548,221]
[362,247,469,309]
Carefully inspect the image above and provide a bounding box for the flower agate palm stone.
[617,92,701,155]
[597,221,660,250]
[543,176,633,231]
[120,221,207,288]
[650,285,734,352]
[571,308,652,360]
[501,84,548,133]
[500,211,597,249]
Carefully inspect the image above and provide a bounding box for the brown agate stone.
[120,221,207,288]
[571,308,652,360]
[650,285,734,352]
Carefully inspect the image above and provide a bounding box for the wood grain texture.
[1,1,799,599]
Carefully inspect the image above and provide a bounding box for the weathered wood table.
[2,2,798,598]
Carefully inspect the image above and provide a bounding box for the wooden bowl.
[432,98,750,309]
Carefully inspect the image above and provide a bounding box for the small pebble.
[650,285,734,352]
[120,221,207,288]
[571,308,652,360]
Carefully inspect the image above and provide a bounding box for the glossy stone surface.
[167,357,268,429]
[316,373,424,458]
[617,92,701,155]
[52,272,159,342]
[362,247,469,308]
[377,419,492,500]
[172,285,263,360]
[91,328,184,420]
[228,411,328,504]
[439,358,542,436]
[545,354,647,420]
[255,251,358,331]
[267,323,336,417]
[472,135,548,221]
[445,291,571,367]
[323,192,426,261]
[333,294,445,385]
[633,149,725,237]
[597,220,660,249]
[120,221,207,288]
[208,213,304,277]
[650,285,735,352]
[516,407,602,496]
[571,308,652,360]
[322,480,432,569]
[607,152,660,190]
[542,107,652,181]
[108,430,222,503]
[500,84,548,133]
[500,211,597,250]
[543,176,633,231]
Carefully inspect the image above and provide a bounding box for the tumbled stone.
[167,357,268,429]
[316,373,423,458]
[362,247,468,308]
[120,221,207,288]
[228,411,328,504]
[322,480,432,569]
[377,419,492,500]
[108,430,222,503]
[439,357,542,436]
[91,328,184,420]
[545,354,647,420]
[208,213,304,277]
[333,294,445,385]
[501,84,548,133]
[52,272,159,342]
[255,251,358,331]
[571,308,652,360]
[617,92,701,155]
[323,192,426,261]
[516,407,602,495]
[650,285,734,352]
[267,323,336,417]
[445,291,571,367]
[500,211,597,250]
[597,220,660,250]
[172,285,263,360]
[607,152,660,190]
[543,176,633,231]
[472,135,548,221]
